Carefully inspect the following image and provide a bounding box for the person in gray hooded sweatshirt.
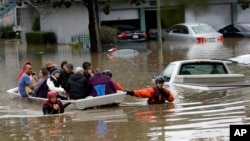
[67,67,89,100]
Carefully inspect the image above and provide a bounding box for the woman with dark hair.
[60,60,68,71]
[34,67,49,98]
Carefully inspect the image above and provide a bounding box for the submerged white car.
[156,59,247,93]
[163,23,224,43]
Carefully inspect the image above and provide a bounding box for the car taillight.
[197,37,206,43]
[118,32,128,38]
[218,35,224,42]
[149,30,156,34]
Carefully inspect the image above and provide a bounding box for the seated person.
[34,67,49,98]
[59,62,74,93]
[68,67,89,100]
[102,69,124,91]
[18,61,32,80]
[82,61,94,95]
[45,61,57,73]
[60,60,68,71]
[47,68,67,99]
[89,68,117,97]
[82,62,94,78]
[18,63,37,97]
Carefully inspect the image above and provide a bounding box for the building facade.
[1,0,250,44]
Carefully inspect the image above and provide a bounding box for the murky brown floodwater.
[1,38,250,141]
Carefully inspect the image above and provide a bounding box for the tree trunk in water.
[83,0,102,52]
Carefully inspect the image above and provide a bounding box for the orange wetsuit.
[113,81,124,91]
[133,87,174,104]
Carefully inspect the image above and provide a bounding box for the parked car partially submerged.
[163,23,224,43]
[218,23,250,38]
[154,59,248,93]
[114,25,147,41]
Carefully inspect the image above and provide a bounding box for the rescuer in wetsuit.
[43,91,73,115]
[126,76,174,104]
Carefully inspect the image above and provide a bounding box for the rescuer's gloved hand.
[126,90,134,96]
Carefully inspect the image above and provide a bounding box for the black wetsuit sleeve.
[43,104,52,115]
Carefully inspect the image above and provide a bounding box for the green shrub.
[32,16,40,31]
[100,26,117,45]
[0,25,16,39]
[26,31,57,45]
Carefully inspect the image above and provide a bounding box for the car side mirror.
[152,73,160,79]
[163,76,170,82]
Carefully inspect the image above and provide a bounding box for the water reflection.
[187,42,231,59]
[224,38,250,56]
[134,103,175,122]
[0,115,72,141]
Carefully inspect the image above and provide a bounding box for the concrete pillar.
[231,2,237,24]
[139,8,146,31]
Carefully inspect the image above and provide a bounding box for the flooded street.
[1,38,250,141]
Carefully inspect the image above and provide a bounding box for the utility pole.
[156,0,162,48]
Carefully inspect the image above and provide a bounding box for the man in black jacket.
[59,62,74,93]
[67,67,89,100]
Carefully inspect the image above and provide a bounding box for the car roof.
[170,59,226,64]
[174,23,209,27]
[236,22,250,25]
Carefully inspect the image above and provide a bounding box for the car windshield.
[179,62,228,75]
[192,25,217,34]
[240,24,250,32]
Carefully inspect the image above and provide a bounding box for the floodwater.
[1,38,250,141]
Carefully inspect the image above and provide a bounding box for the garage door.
[100,9,139,21]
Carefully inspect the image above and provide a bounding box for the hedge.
[26,31,57,44]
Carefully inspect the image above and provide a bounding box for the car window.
[239,24,250,32]
[225,25,239,32]
[192,25,217,34]
[169,26,180,33]
[162,64,175,82]
[179,26,188,34]
[179,62,228,75]
[169,25,188,34]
